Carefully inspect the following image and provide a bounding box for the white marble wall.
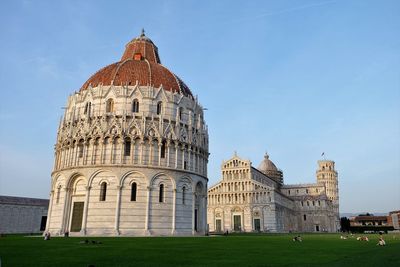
[46,167,207,236]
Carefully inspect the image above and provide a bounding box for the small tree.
[340,217,351,232]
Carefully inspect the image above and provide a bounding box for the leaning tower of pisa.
[316,160,339,230]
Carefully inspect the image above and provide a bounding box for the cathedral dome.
[80,29,193,98]
[258,153,278,172]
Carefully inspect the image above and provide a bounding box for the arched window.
[132,99,139,113]
[182,186,186,204]
[159,184,164,203]
[84,102,91,115]
[178,107,183,120]
[78,139,84,158]
[106,99,114,113]
[56,186,61,204]
[303,214,307,221]
[157,101,162,115]
[100,182,107,201]
[160,141,166,159]
[124,139,131,156]
[131,183,137,201]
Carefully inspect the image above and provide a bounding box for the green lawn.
[0,233,399,267]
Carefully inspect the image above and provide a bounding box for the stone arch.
[52,173,66,190]
[194,181,205,195]
[120,170,147,187]
[177,176,193,191]
[66,172,86,189]
[87,169,114,187]
[150,172,176,189]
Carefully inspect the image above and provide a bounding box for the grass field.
[0,233,399,267]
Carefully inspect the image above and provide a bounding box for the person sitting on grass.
[293,235,302,242]
[44,232,51,240]
[357,236,369,241]
[377,237,386,246]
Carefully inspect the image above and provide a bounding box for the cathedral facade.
[207,153,339,233]
[45,31,209,236]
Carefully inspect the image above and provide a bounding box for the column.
[74,143,79,166]
[171,188,177,234]
[119,139,124,164]
[158,142,162,166]
[81,186,91,235]
[91,140,96,165]
[45,190,54,232]
[131,140,135,164]
[60,187,71,235]
[149,140,153,165]
[110,139,114,164]
[144,186,151,235]
[100,139,105,164]
[202,195,207,234]
[139,139,144,165]
[188,147,192,171]
[83,141,89,165]
[182,146,185,170]
[192,192,196,234]
[114,185,122,235]
[175,143,179,168]
[67,145,73,167]
[166,141,171,167]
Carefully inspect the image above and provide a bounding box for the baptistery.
[45,30,209,236]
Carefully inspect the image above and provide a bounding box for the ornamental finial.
[141,28,145,37]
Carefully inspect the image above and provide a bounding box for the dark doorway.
[254,219,261,231]
[315,225,320,232]
[70,202,84,232]
[216,219,222,232]
[40,216,47,231]
[234,215,241,231]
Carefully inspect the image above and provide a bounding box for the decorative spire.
[264,152,269,159]
[140,28,145,37]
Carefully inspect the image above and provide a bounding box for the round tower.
[316,160,339,230]
[46,30,209,236]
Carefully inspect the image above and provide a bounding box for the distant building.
[0,195,49,234]
[388,211,400,230]
[349,211,399,232]
[207,153,339,233]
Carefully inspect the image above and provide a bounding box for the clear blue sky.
[0,0,399,213]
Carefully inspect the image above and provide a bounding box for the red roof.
[80,31,193,98]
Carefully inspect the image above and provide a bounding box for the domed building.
[207,152,339,233]
[258,153,283,185]
[45,30,209,236]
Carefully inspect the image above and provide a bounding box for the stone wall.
[0,196,48,234]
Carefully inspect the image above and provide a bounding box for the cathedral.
[45,30,209,236]
[207,153,339,233]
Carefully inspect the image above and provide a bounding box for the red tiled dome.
[80,30,193,98]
